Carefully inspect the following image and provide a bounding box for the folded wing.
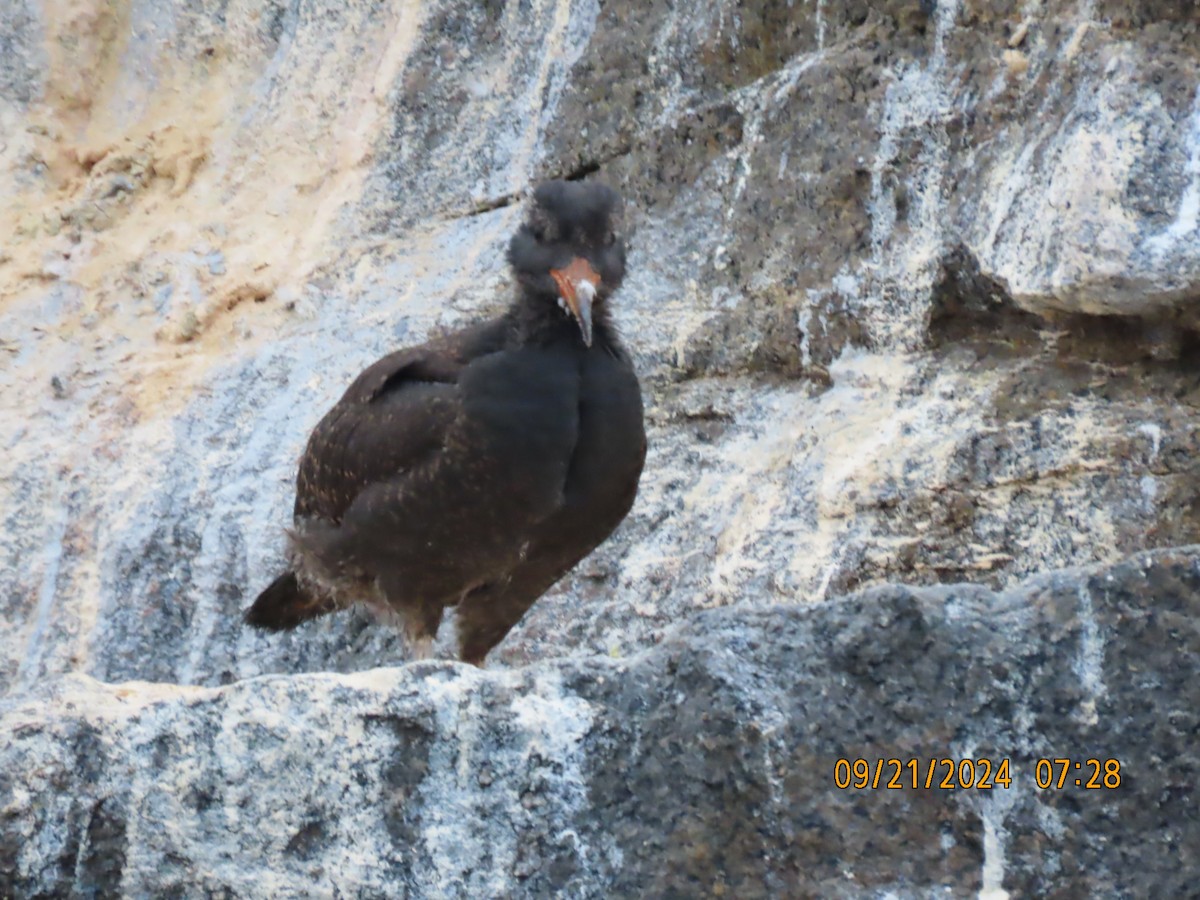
[294,320,509,525]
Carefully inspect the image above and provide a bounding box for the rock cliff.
[2,0,1197,895]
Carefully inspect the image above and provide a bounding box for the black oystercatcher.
[245,181,646,664]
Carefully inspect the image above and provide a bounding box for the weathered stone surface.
[3,0,1199,683]
[2,0,1199,894]
[2,548,1197,897]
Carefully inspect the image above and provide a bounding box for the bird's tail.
[244,571,334,631]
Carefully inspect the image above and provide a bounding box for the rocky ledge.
[3,547,1197,898]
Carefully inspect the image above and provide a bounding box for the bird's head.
[507,180,626,347]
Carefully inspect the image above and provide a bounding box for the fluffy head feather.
[507,180,627,303]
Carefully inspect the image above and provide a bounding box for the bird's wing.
[294,318,510,523]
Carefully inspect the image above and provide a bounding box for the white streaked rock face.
[1,0,1198,894]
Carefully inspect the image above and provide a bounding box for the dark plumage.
[245,180,646,664]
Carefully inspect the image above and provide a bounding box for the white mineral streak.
[863,0,960,350]
[978,793,1013,900]
[1143,83,1200,260]
[1072,582,1107,726]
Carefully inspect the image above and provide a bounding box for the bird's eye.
[530,225,546,242]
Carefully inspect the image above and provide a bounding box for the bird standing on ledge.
[245,181,646,665]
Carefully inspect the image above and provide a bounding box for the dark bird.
[245,180,646,665]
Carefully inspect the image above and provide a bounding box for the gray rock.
[2,548,1197,897]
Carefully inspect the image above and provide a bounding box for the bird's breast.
[563,350,646,511]
[457,347,583,510]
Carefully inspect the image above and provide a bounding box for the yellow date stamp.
[834,757,1011,789]
[833,757,1123,789]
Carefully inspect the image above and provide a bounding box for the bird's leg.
[373,570,445,659]
[407,634,435,661]
[398,596,445,662]
[456,584,541,667]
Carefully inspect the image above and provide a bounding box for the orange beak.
[549,257,601,347]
